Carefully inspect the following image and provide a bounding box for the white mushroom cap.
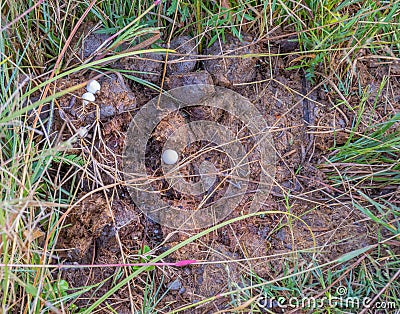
[86,79,101,94]
[82,92,95,106]
[162,149,179,165]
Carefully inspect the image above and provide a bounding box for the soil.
[53,26,400,313]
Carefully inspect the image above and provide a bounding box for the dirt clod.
[277,36,300,53]
[167,36,198,74]
[165,70,213,89]
[97,74,137,116]
[120,52,164,84]
[168,278,183,291]
[58,194,113,262]
[70,23,109,60]
[204,33,259,86]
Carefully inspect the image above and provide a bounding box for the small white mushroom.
[86,79,101,94]
[162,149,179,165]
[82,92,95,106]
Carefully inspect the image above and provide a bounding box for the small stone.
[276,228,286,241]
[168,279,182,291]
[162,149,179,165]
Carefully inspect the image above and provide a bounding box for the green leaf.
[336,245,375,263]
[25,283,38,297]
